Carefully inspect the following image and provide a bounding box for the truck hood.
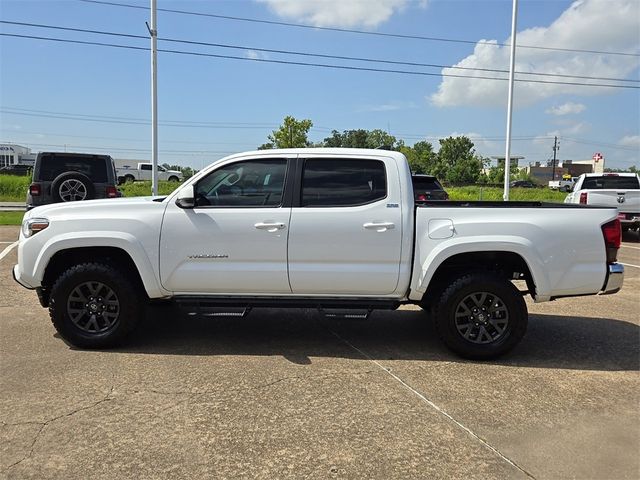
[25,196,166,220]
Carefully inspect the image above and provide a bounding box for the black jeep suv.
[26,152,120,210]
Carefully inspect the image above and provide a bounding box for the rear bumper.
[619,213,639,227]
[601,263,624,295]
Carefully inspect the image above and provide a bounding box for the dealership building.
[0,143,36,168]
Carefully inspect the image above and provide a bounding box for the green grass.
[117,181,181,197]
[447,186,567,202]
[0,211,25,226]
[0,174,30,202]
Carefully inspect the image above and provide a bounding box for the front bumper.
[12,264,34,290]
[601,263,624,295]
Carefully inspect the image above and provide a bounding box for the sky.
[0,0,639,170]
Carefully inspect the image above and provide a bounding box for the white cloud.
[257,0,420,28]
[245,49,269,60]
[619,135,640,148]
[546,102,586,116]
[431,0,640,107]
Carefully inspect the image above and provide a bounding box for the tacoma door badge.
[188,254,229,259]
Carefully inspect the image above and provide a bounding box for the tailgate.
[588,190,640,213]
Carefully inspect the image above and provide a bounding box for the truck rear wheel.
[433,273,527,359]
[49,263,141,348]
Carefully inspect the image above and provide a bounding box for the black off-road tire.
[49,263,142,349]
[51,171,95,202]
[434,273,528,360]
[168,175,180,182]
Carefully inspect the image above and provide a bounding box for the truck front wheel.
[49,263,141,348]
[434,273,527,359]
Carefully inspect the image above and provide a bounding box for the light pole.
[149,0,158,196]
[503,0,518,201]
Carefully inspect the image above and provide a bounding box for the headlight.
[21,218,49,237]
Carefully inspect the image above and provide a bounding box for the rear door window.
[582,176,640,189]
[38,154,108,182]
[301,159,387,207]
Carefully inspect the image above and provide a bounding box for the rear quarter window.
[412,177,443,191]
[37,154,109,183]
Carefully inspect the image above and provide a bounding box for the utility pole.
[551,136,559,181]
[502,0,518,201]
[149,0,158,196]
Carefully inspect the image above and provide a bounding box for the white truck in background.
[549,176,578,192]
[565,173,640,231]
[117,163,183,183]
[14,148,624,359]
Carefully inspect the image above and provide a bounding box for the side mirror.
[175,185,195,209]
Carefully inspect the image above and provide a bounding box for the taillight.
[106,186,118,198]
[579,192,588,204]
[417,194,427,201]
[29,183,41,196]
[601,219,621,263]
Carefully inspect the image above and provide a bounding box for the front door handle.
[363,222,395,232]
[255,222,286,232]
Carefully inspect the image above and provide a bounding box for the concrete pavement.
[1,226,638,479]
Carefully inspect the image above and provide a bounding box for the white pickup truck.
[565,173,640,232]
[14,149,624,359]
[549,176,578,192]
[116,163,183,183]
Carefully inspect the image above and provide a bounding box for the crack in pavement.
[3,384,115,473]
[326,327,537,480]
[2,368,377,472]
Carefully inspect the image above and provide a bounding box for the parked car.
[26,152,121,210]
[0,164,32,176]
[117,163,183,184]
[14,149,624,359]
[510,180,537,188]
[565,173,640,231]
[412,174,449,201]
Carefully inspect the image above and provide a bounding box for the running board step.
[175,300,252,318]
[320,308,372,320]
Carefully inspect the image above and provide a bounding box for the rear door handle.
[363,222,395,232]
[255,222,286,232]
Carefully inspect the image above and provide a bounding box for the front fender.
[32,231,169,298]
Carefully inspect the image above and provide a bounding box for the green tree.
[434,136,485,184]
[321,129,399,150]
[259,116,313,149]
[400,140,437,174]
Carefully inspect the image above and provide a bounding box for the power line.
[0,128,260,146]
[3,20,637,83]
[0,107,333,132]
[1,107,279,129]
[2,140,235,155]
[2,32,638,90]
[76,0,640,58]
[0,106,278,127]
